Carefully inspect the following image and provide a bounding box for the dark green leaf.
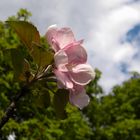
[53,89,69,119]
[31,44,53,68]
[11,48,24,80]
[39,91,50,108]
[7,21,40,49]
[18,59,33,81]
[33,88,51,108]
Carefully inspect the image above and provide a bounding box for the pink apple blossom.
[45,25,95,109]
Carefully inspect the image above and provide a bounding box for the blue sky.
[0,0,140,93]
[126,24,140,44]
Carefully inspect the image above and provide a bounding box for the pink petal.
[70,64,95,85]
[65,44,87,65]
[45,25,60,52]
[64,39,84,49]
[55,28,75,49]
[69,85,90,109]
[54,50,68,72]
[54,69,73,89]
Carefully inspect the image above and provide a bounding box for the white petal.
[54,50,68,72]
[70,64,95,85]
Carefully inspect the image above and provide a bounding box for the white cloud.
[113,43,136,63]
[0,0,140,93]
[86,1,140,92]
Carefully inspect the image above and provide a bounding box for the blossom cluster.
[45,25,95,109]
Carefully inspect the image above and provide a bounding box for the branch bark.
[0,85,29,129]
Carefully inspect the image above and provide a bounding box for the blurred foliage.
[0,9,140,140]
[84,76,140,140]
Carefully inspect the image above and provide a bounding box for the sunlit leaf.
[31,44,53,68]
[7,21,40,49]
[53,89,69,119]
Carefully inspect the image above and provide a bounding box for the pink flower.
[45,25,95,109]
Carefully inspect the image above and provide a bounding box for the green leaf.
[53,89,69,119]
[7,21,40,49]
[18,59,33,82]
[31,44,53,68]
[33,88,51,108]
[37,89,51,108]
[11,48,24,80]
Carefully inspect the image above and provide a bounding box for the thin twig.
[0,84,29,129]
[0,65,54,129]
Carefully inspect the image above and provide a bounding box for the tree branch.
[0,85,29,129]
